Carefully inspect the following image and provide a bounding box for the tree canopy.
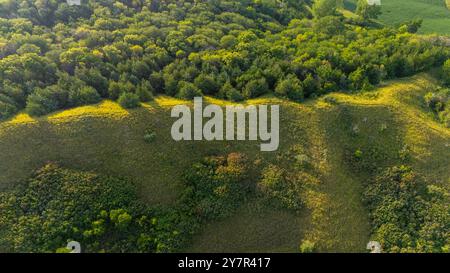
[0,0,447,120]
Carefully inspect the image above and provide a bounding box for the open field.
[0,74,448,252]
[345,0,450,35]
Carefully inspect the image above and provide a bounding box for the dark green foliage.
[108,81,122,100]
[401,20,423,34]
[257,164,303,211]
[221,81,243,102]
[0,100,17,120]
[314,16,345,36]
[299,240,316,253]
[0,164,191,253]
[177,81,202,100]
[443,59,450,86]
[24,73,102,116]
[243,78,269,99]
[356,0,382,21]
[143,129,156,143]
[72,86,101,106]
[163,75,179,97]
[194,74,220,95]
[136,80,154,102]
[0,0,447,118]
[275,74,304,102]
[363,166,449,253]
[75,67,109,97]
[312,0,338,18]
[302,74,320,98]
[25,86,61,116]
[0,164,134,252]
[183,153,251,220]
[424,88,449,127]
[118,92,140,109]
[346,142,390,174]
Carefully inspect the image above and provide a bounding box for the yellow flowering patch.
[48,100,129,123]
[6,113,37,125]
[154,96,190,107]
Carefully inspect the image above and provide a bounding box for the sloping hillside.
[0,73,448,252]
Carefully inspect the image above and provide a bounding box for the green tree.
[75,86,101,105]
[177,81,202,99]
[136,80,154,102]
[194,74,220,95]
[300,240,316,253]
[243,78,269,99]
[443,59,450,86]
[356,0,382,21]
[0,100,17,120]
[110,209,132,230]
[275,74,304,102]
[118,92,140,109]
[25,86,61,116]
[221,81,244,102]
[75,67,109,97]
[312,0,337,18]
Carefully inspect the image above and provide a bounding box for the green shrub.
[144,129,156,143]
[424,88,449,126]
[299,240,316,253]
[177,81,202,99]
[221,82,243,102]
[0,100,17,120]
[118,92,140,108]
[356,0,381,21]
[438,107,450,127]
[354,149,363,159]
[108,81,122,100]
[75,67,109,97]
[442,59,450,86]
[0,164,136,252]
[0,164,191,253]
[363,166,449,253]
[194,74,220,95]
[258,164,303,211]
[183,153,250,219]
[323,96,338,105]
[424,92,446,112]
[136,80,154,102]
[243,78,269,99]
[346,146,388,174]
[275,74,304,102]
[74,86,101,105]
[25,86,61,116]
[109,81,136,100]
[110,209,132,230]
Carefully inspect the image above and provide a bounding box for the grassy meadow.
[0,73,448,252]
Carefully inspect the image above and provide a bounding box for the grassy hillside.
[345,0,450,35]
[0,73,448,252]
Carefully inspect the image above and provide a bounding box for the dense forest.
[0,0,449,253]
[0,0,449,120]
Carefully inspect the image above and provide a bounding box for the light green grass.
[345,0,450,35]
[0,74,448,252]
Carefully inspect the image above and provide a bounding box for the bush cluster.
[363,166,449,253]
